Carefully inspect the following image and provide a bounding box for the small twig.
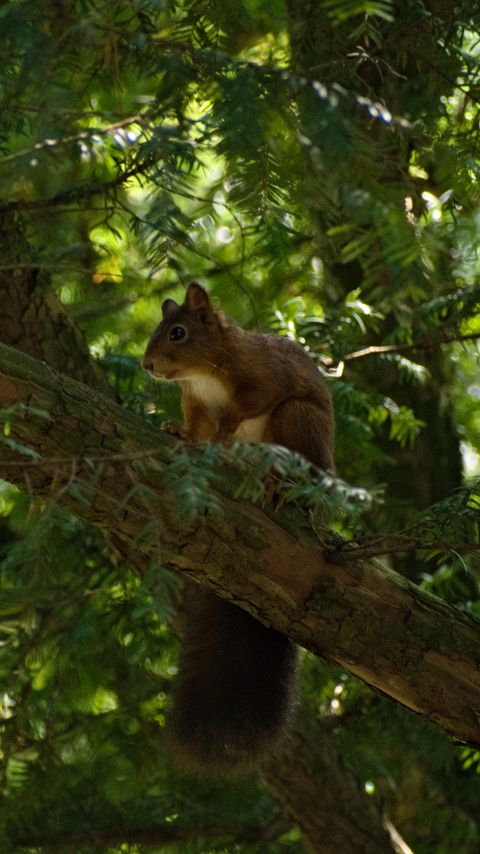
[0,162,147,213]
[0,115,143,167]
[323,331,480,372]
[331,536,480,562]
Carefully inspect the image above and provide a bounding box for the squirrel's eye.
[170,326,186,342]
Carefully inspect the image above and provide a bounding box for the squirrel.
[143,282,334,773]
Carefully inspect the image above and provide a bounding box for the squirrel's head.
[142,283,227,380]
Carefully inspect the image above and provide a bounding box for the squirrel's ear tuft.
[185,282,210,311]
[161,299,178,318]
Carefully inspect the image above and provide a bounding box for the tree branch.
[0,115,143,167]
[0,163,147,214]
[1,343,480,748]
[14,817,291,852]
[323,332,480,374]
[332,535,480,562]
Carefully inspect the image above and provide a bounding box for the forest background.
[1,1,480,852]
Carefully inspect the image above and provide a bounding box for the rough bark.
[1,342,480,750]
[265,712,407,854]
[0,217,110,393]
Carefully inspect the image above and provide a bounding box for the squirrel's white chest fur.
[184,374,231,412]
[184,374,268,442]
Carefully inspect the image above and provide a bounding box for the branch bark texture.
[1,343,480,748]
[0,216,110,393]
[265,713,402,854]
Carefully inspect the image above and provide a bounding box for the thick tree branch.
[1,343,480,749]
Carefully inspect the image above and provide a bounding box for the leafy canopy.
[1,0,480,852]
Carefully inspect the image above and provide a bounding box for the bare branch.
[324,331,480,374]
[332,536,480,562]
[0,115,143,167]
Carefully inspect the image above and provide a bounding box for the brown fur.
[143,283,335,773]
[143,282,335,466]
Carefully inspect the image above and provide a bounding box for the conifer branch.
[1,343,480,748]
[0,115,144,166]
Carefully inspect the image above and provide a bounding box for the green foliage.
[1,0,480,851]
[322,0,394,24]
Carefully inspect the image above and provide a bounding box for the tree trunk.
[265,712,406,853]
[0,216,110,393]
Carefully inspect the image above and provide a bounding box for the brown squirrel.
[143,282,334,773]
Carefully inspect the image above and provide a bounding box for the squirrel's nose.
[142,357,154,373]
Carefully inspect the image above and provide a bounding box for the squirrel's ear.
[185,282,210,311]
[161,299,178,318]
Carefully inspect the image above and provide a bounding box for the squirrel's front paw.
[162,420,187,440]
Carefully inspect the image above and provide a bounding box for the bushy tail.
[170,588,297,774]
